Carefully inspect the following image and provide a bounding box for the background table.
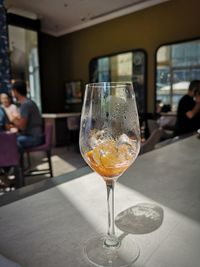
[42,113,80,146]
[0,135,200,267]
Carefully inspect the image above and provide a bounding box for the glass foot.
[84,234,139,267]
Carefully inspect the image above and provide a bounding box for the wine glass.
[79,82,141,267]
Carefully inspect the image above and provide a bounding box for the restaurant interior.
[0,0,200,266]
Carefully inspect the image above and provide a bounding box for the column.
[0,0,11,93]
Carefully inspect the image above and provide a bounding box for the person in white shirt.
[0,92,19,122]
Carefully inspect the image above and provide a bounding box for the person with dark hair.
[0,91,19,123]
[174,80,200,136]
[186,87,200,119]
[11,80,44,150]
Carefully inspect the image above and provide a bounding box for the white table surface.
[0,135,200,267]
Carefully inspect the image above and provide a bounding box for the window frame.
[89,49,148,117]
[155,37,200,113]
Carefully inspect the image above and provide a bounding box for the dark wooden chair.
[24,123,53,178]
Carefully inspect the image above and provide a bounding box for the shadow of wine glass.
[115,203,164,241]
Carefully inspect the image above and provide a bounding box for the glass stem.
[104,181,120,247]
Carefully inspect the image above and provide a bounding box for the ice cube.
[116,134,138,158]
[89,129,113,148]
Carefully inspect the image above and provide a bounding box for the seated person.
[154,100,162,120]
[148,103,174,142]
[10,80,44,150]
[160,104,171,113]
[156,100,164,115]
[0,92,19,122]
[0,92,19,132]
[186,87,200,120]
[0,106,9,132]
[174,80,200,136]
[156,104,176,132]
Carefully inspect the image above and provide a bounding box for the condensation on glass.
[89,50,147,115]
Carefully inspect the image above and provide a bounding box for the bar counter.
[0,135,200,267]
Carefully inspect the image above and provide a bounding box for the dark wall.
[39,33,64,113]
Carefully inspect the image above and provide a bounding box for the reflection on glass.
[89,50,146,115]
[156,39,200,111]
[110,52,132,81]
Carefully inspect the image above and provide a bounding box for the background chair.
[0,132,24,188]
[147,118,174,141]
[140,128,164,155]
[147,119,159,135]
[24,123,53,178]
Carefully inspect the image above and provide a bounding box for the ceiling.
[5,0,169,37]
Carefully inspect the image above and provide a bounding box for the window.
[7,14,42,111]
[156,39,200,111]
[89,50,147,115]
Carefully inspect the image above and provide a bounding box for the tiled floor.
[23,145,86,185]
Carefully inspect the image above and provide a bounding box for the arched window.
[89,50,147,116]
[156,39,200,112]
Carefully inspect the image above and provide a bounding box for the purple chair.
[0,132,24,188]
[24,123,53,177]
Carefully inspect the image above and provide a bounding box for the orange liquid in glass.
[86,140,133,181]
